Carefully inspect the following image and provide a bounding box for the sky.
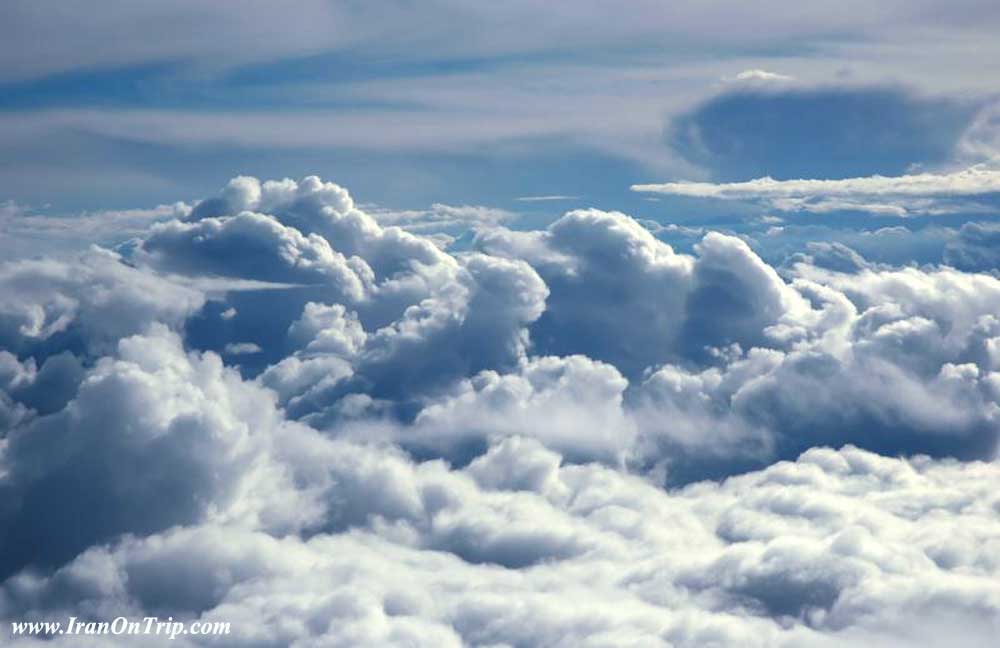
[2,2,1000,647]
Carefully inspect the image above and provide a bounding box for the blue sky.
[2,0,1000,216]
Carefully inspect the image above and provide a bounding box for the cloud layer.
[633,164,1000,216]
[2,175,999,646]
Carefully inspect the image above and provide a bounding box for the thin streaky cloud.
[721,69,795,83]
[632,163,1000,215]
[515,195,581,202]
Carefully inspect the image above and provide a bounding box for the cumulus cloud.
[179,175,452,286]
[636,257,1000,477]
[262,251,549,425]
[4,439,1000,647]
[0,247,203,357]
[476,209,693,375]
[3,174,1000,646]
[133,175,521,376]
[0,325,329,580]
[475,209,812,373]
[136,211,371,299]
[943,221,1000,271]
[720,222,970,273]
[409,355,635,465]
[469,206,1000,479]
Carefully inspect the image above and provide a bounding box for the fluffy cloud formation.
[130,176,548,378]
[409,354,635,465]
[0,326,326,580]
[136,212,370,295]
[4,436,1000,647]
[0,247,203,357]
[471,207,1000,481]
[2,174,1000,645]
[476,209,813,373]
[943,221,1000,271]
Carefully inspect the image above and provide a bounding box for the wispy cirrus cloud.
[515,195,581,202]
[632,163,1000,215]
[364,203,518,233]
[0,200,190,259]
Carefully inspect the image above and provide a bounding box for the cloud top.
[2,174,1000,646]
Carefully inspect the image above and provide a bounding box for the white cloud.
[222,342,262,355]
[0,202,190,260]
[4,174,1000,646]
[411,355,635,465]
[0,325,328,578]
[632,164,1000,215]
[515,195,581,202]
[365,203,517,234]
[476,209,811,375]
[723,69,795,83]
[135,210,369,293]
[4,1,1000,90]
[0,247,204,356]
[468,207,1000,479]
[5,438,1000,647]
